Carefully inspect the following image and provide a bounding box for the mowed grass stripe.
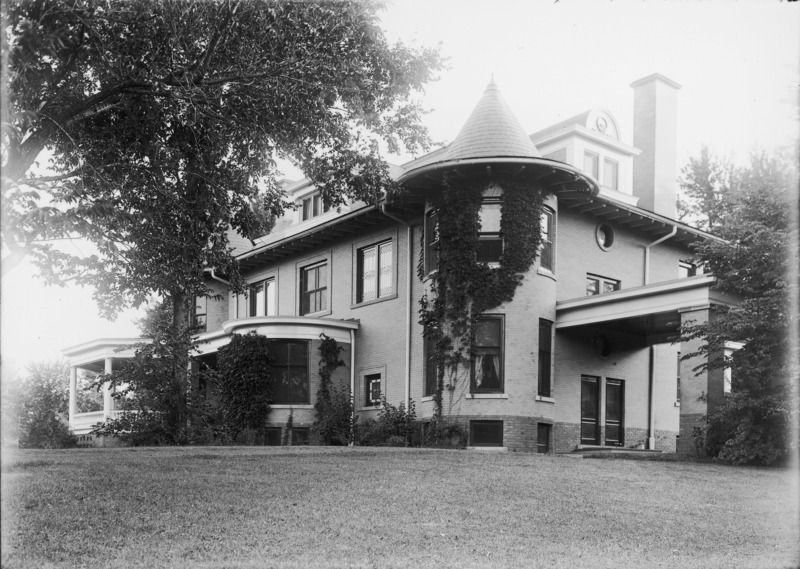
[1,447,797,569]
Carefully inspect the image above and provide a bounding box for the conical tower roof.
[398,80,598,198]
[445,80,541,161]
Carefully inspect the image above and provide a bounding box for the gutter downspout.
[648,345,655,450]
[644,226,677,285]
[207,268,238,318]
[350,328,356,447]
[380,204,413,412]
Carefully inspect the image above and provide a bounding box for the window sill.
[537,267,556,281]
[535,395,555,403]
[674,401,681,407]
[351,293,398,309]
[466,393,508,399]
[271,404,313,410]
[300,309,332,318]
[421,395,436,402]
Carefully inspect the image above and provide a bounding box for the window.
[538,319,553,397]
[537,423,551,454]
[723,342,743,395]
[365,373,381,406]
[265,427,282,446]
[603,158,619,190]
[471,316,503,393]
[424,334,438,397]
[424,210,439,274]
[586,274,620,296]
[250,278,276,316]
[679,260,702,278]
[270,340,310,404]
[470,420,503,447]
[677,351,682,402]
[596,223,615,250]
[291,428,310,446]
[357,241,393,303]
[477,200,503,264]
[540,209,554,271]
[300,262,327,315]
[301,192,330,221]
[584,151,599,179]
[193,296,207,332]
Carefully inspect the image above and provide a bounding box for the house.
[63,73,736,453]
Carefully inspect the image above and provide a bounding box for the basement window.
[470,420,503,447]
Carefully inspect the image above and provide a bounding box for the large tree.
[2,0,441,321]
[679,149,799,465]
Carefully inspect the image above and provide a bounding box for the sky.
[2,0,798,381]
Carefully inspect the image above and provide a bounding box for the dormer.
[530,109,640,207]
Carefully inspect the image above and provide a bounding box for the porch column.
[677,305,724,455]
[69,366,78,429]
[103,358,114,420]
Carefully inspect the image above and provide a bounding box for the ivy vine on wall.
[418,174,550,419]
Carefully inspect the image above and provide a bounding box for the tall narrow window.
[471,316,503,393]
[424,210,439,274]
[357,241,393,303]
[603,158,619,190]
[477,200,502,264]
[365,373,381,406]
[300,262,327,315]
[538,319,553,397]
[270,340,310,404]
[193,296,207,332]
[540,209,554,271]
[250,278,276,317]
[584,151,599,179]
[424,334,438,397]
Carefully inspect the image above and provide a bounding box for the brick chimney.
[630,74,681,218]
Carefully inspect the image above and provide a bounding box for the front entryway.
[580,375,600,444]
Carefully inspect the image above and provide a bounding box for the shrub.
[312,385,354,446]
[357,398,417,446]
[16,361,77,449]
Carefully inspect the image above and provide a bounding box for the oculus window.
[470,316,504,393]
[596,223,615,250]
[357,241,393,303]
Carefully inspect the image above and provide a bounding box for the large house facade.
[64,73,735,454]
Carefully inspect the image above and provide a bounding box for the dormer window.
[584,151,600,179]
[603,158,619,190]
[301,192,330,221]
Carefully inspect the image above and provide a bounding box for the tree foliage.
[2,0,442,322]
[13,361,75,448]
[680,149,799,465]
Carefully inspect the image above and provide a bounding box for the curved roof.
[444,80,541,161]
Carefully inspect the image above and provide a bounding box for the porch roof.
[555,275,736,337]
[62,337,152,371]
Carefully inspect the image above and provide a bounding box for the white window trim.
[359,365,386,410]
[351,229,399,308]
[296,252,332,317]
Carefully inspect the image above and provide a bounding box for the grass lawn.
[1,446,798,569]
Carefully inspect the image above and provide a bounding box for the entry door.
[580,376,600,445]
[605,379,624,446]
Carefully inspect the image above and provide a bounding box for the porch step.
[571,445,663,457]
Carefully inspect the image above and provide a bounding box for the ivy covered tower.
[400,80,598,445]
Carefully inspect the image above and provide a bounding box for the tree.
[680,149,799,465]
[3,1,441,442]
[13,360,99,448]
[2,0,441,316]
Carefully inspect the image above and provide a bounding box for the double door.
[581,376,624,446]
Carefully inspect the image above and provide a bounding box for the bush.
[16,361,77,449]
[423,420,467,449]
[312,385,354,446]
[356,398,417,446]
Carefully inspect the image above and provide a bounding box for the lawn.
[1,447,798,569]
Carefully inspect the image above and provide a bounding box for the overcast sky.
[2,0,798,379]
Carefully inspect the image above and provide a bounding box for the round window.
[596,223,615,250]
